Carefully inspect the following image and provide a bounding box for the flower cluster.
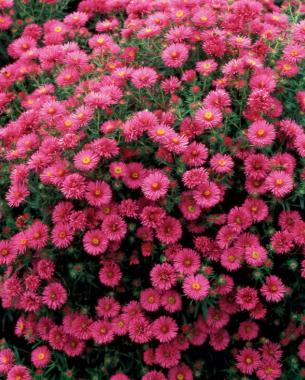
[1,0,305,379]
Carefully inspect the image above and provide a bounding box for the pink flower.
[152,316,178,343]
[51,223,73,248]
[140,288,161,312]
[236,347,261,375]
[245,245,267,267]
[156,216,182,244]
[0,240,17,265]
[150,263,176,291]
[194,106,223,130]
[161,290,182,313]
[31,346,51,368]
[265,171,293,198]
[238,320,259,340]
[0,348,14,374]
[155,342,181,368]
[261,275,286,302]
[73,149,99,171]
[140,206,166,229]
[131,67,158,88]
[101,215,127,241]
[182,274,210,301]
[168,363,193,380]
[90,320,114,344]
[142,371,167,380]
[128,316,152,344]
[256,358,282,380]
[182,142,208,167]
[196,59,218,76]
[85,180,112,207]
[173,248,200,275]
[61,173,87,199]
[83,229,108,255]
[141,171,170,201]
[42,282,67,310]
[209,328,230,351]
[210,154,234,174]
[99,261,122,287]
[7,365,32,380]
[161,43,189,68]
[247,120,276,147]
[96,296,120,319]
[236,287,259,311]
[193,181,221,209]
[27,220,48,250]
[182,168,209,189]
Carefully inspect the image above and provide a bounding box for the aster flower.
[161,290,182,313]
[210,153,234,174]
[90,320,114,345]
[140,288,161,312]
[161,43,189,68]
[0,348,14,374]
[131,67,158,89]
[152,316,178,343]
[256,358,282,380]
[51,223,73,248]
[99,261,122,287]
[236,287,259,311]
[101,214,127,241]
[261,275,286,302]
[194,106,223,130]
[173,248,200,275]
[265,171,293,198]
[150,263,176,291]
[142,371,167,380]
[83,229,108,255]
[85,180,112,207]
[236,348,261,375]
[141,170,170,201]
[31,346,51,369]
[155,342,181,369]
[61,173,87,200]
[73,149,99,171]
[128,316,152,344]
[245,245,267,266]
[42,282,67,310]
[182,274,210,301]
[247,120,276,147]
[156,216,182,244]
[7,365,32,380]
[193,181,221,209]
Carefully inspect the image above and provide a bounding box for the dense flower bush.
[1,0,305,379]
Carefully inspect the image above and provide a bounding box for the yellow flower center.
[82,156,91,164]
[204,111,213,121]
[251,251,260,259]
[64,120,72,127]
[151,182,161,190]
[256,128,266,137]
[91,238,100,246]
[1,248,8,256]
[97,37,105,45]
[54,26,62,33]
[275,178,284,186]
[156,128,166,136]
[192,282,201,290]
